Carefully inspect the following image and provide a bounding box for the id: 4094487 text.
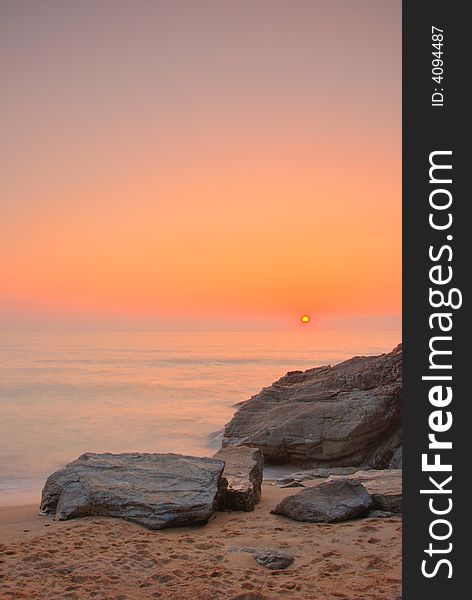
[431,26,445,107]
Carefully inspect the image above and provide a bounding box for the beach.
[1,1,404,596]
[0,480,401,600]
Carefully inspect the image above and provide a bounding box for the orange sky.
[0,0,401,331]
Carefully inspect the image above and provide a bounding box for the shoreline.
[0,481,402,600]
[0,464,302,512]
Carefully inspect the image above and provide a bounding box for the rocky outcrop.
[223,345,402,468]
[213,446,263,511]
[40,452,227,529]
[329,469,402,513]
[271,479,372,523]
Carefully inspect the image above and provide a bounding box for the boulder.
[40,452,227,529]
[271,479,372,523]
[329,469,402,513]
[223,345,402,468]
[213,446,263,511]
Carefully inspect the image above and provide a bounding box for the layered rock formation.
[223,344,402,468]
[213,446,264,511]
[40,452,227,529]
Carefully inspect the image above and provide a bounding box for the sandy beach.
[0,481,401,600]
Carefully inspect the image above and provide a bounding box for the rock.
[271,479,372,523]
[227,544,294,570]
[222,345,402,468]
[213,446,263,511]
[389,446,402,469]
[273,466,362,487]
[40,452,227,529]
[329,469,402,513]
[254,549,294,570]
[373,494,401,514]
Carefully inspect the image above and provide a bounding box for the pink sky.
[0,0,401,331]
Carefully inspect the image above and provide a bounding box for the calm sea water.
[0,331,399,506]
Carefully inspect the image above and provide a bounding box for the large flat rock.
[329,469,402,513]
[223,345,402,468]
[271,479,372,523]
[40,452,227,529]
[213,446,263,511]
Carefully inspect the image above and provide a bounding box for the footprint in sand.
[321,550,341,558]
[367,556,385,569]
[151,574,174,583]
[196,542,222,550]
[360,525,378,533]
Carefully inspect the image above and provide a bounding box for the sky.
[0,0,401,332]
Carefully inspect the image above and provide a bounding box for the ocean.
[0,331,399,506]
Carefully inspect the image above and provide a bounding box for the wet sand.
[0,482,401,600]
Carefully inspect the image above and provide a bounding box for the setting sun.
[300,315,311,324]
